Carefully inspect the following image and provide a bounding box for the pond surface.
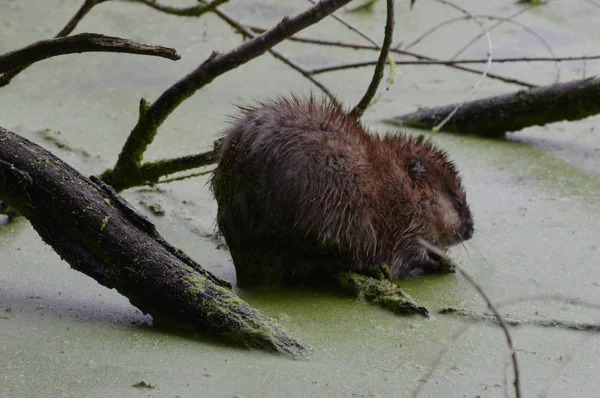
[1,0,599,397]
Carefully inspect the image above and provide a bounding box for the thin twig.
[503,348,517,398]
[131,151,218,187]
[494,294,600,398]
[309,54,600,72]
[210,6,338,103]
[429,0,493,133]
[404,13,560,83]
[0,0,110,87]
[351,0,395,117]
[410,321,471,398]
[157,169,215,185]
[125,0,230,16]
[247,26,535,88]
[57,0,111,36]
[423,295,600,398]
[131,0,338,103]
[450,0,554,60]
[307,0,379,46]
[417,237,521,398]
[0,33,180,75]
[308,0,399,110]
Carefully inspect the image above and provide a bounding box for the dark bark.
[0,33,179,75]
[388,77,600,137]
[100,0,355,191]
[0,126,309,356]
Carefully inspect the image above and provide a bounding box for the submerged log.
[389,77,600,137]
[0,126,309,356]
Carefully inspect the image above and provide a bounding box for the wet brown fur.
[211,96,474,287]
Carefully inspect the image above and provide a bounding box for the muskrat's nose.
[460,218,474,241]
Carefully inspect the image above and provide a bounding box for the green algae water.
[1,1,599,396]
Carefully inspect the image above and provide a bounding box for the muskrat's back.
[211,97,474,287]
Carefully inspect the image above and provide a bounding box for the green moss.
[100,216,110,231]
[336,272,429,316]
[36,129,73,151]
[132,381,155,389]
[104,198,111,206]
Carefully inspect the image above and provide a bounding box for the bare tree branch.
[124,0,230,16]
[0,33,180,75]
[100,0,356,191]
[0,126,309,356]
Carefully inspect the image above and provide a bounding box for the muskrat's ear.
[408,160,427,178]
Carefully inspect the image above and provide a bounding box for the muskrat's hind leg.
[228,246,288,287]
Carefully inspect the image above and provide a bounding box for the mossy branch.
[335,272,429,316]
[0,126,309,356]
[101,0,355,191]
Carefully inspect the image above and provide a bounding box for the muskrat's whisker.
[459,239,470,256]
[466,240,491,268]
[472,227,495,242]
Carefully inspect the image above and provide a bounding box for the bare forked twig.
[209,7,338,104]
[131,0,337,101]
[449,0,554,61]
[416,237,521,398]
[404,13,560,83]
[57,0,111,36]
[124,0,230,16]
[246,26,536,88]
[100,0,357,191]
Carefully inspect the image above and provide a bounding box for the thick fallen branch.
[388,76,600,137]
[0,126,309,356]
[0,33,180,75]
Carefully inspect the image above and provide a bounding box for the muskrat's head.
[400,137,474,248]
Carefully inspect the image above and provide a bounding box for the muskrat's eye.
[408,160,427,178]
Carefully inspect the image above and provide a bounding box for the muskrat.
[211,96,474,287]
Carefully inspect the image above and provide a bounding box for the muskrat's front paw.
[413,251,455,275]
[436,254,456,273]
